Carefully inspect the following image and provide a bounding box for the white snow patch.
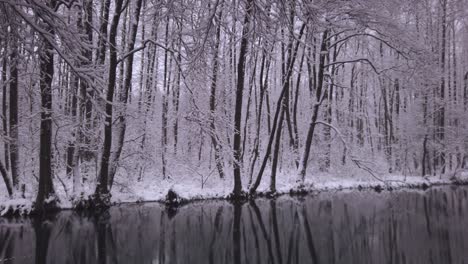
[1,169,468,214]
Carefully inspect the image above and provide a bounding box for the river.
[1,186,467,263]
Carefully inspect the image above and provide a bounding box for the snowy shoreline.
[1,174,467,216]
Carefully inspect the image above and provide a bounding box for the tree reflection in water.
[1,187,468,264]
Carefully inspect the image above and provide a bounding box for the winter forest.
[0,0,468,213]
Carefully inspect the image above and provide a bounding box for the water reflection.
[1,186,468,263]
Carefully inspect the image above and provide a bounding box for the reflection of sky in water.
[1,186,467,264]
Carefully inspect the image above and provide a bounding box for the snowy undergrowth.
[2,168,468,216]
[54,170,468,204]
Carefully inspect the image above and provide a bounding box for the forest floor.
[2,169,468,216]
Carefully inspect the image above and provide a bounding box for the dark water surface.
[1,186,468,264]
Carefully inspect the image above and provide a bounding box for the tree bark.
[66,72,78,179]
[209,7,225,179]
[138,17,158,180]
[464,72,467,111]
[232,0,253,197]
[173,22,182,153]
[161,16,171,180]
[0,55,12,197]
[36,0,58,212]
[95,0,125,201]
[249,23,306,194]
[96,0,112,65]
[323,40,338,171]
[297,29,329,184]
[422,135,428,176]
[247,46,272,187]
[292,48,306,168]
[438,0,447,174]
[9,38,19,189]
[0,159,12,197]
[1,56,9,173]
[109,0,143,188]
[270,22,296,193]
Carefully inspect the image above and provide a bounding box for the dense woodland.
[0,0,467,211]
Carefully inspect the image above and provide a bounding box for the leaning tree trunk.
[247,47,270,187]
[270,18,296,193]
[249,23,306,195]
[297,29,329,184]
[95,0,125,204]
[232,0,253,198]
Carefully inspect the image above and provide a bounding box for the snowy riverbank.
[2,171,468,216]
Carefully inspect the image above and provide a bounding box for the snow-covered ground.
[2,169,467,216]
[110,172,464,203]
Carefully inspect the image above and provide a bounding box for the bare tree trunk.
[36,0,58,212]
[438,0,447,174]
[247,46,272,187]
[138,18,158,180]
[0,159,12,197]
[292,48,305,168]
[0,48,11,196]
[173,22,182,153]
[1,56,9,173]
[209,6,225,178]
[323,41,338,171]
[137,11,146,114]
[249,23,306,194]
[161,16,171,180]
[96,0,125,202]
[241,53,257,162]
[297,29,329,184]
[270,100,285,194]
[83,0,94,129]
[464,72,467,111]
[78,0,94,177]
[270,21,296,193]
[232,0,253,197]
[109,0,143,188]
[117,8,128,100]
[379,43,393,172]
[66,72,78,179]
[66,6,81,180]
[279,23,298,157]
[9,38,19,189]
[422,135,428,176]
[96,0,111,65]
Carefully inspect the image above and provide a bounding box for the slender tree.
[95,0,126,204]
[297,29,329,184]
[9,30,19,189]
[232,0,253,197]
[209,5,225,179]
[109,0,144,188]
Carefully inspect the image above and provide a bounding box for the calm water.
[1,186,468,264]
